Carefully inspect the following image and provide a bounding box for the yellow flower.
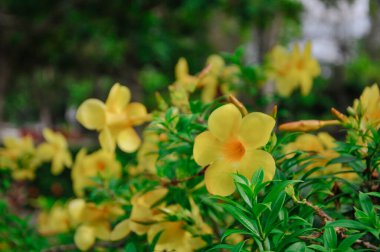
[134,130,159,175]
[68,199,124,251]
[350,84,380,129]
[37,128,72,175]
[173,57,199,93]
[71,149,121,197]
[200,55,240,103]
[76,83,149,153]
[37,204,71,236]
[290,42,321,96]
[284,133,358,180]
[0,136,40,180]
[193,103,276,196]
[129,188,168,235]
[267,42,320,97]
[148,221,206,252]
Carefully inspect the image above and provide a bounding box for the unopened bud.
[331,107,348,122]
[279,120,340,132]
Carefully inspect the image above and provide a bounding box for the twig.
[161,165,209,186]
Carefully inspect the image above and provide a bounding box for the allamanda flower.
[76,83,149,153]
[350,84,380,129]
[267,42,320,97]
[200,54,240,103]
[71,149,121,197]
[37,128,72,175]
[0,136,40,180]
[68,199,124,251]
[193,103,276,196]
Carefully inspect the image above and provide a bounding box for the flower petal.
[238,150,276,182]
[111,219,130,241]
[76,99,106,130]
[126,102,148,125]
[238,112,275,149]
[99,128,115,152]
[105,83,131,112]
[175,58,189,80]
[193,131,221,166]
[74,225,95,251]
[117,128,141,153]
[208,104,242,141]
[204,160,236,196]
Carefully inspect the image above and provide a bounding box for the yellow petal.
[51,155,64,175]
[126,102,148,125]
[238,112,275,149]
[92,221,111,240]
[208,104,242,141]
[99,128,115,152]
[193,131,221,166]
[204,161,236,196]
[105,83,131,112]
[76,99,106,130]
[110,219,130,241]
[68,198,86,224]
[299,73,312,96]
[117,128,141,153]
[238,150,276,182]
[37,143,55,161]
[201,76,218,103]
[74,225,95,251]
[175,58,189,80]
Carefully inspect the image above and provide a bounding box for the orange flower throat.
[223,138,245,161]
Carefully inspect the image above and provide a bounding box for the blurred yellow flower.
[284,132,358,180]
[37,204,71,236]
[76,83,149,153]
[71,149,121,197]
[173,57,199,93]
[129,188,168,235]
[134,130,159,175]
[200,55,240,103]
[37,128,72,175]
[290,42,321,96]
[148,221,206,252]
[350,84,380,129]
[193,103,276,196]
[0,136,40,180]
[267,42,320,97]
[68,199,124,251]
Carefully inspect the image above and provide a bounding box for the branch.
[161,165,209,186]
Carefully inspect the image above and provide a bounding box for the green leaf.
[359,192,374,216]
[323,226,337,249]
[366,192,380,198]
[235,183,253,208]
[251,169,264,186]
[326,220,369,230]
[327,154,357,165]
[262,191,286,235]
[221,204,260,237]
[284,242,308,252]
[252,202,272,218]
[207,244,235,251]
[232,240,247,252]
[338,233,364,250]
[221,229,252,242]
[124,242,137,252]
[307,244,328,252]
[210,195,251,215]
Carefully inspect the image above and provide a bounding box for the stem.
[161,165,209,186]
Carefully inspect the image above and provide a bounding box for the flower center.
[96,161,106,171]
[223,138,245,161]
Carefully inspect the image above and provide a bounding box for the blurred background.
[1,0,380,141]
